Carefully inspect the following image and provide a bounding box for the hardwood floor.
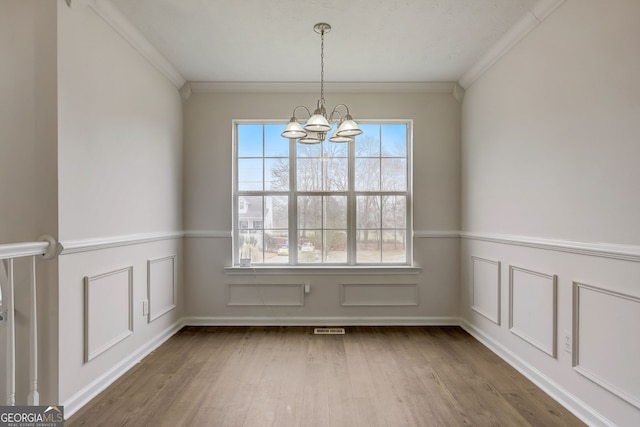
[67,326,585,427]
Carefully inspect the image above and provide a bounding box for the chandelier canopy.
[281,23,363,144]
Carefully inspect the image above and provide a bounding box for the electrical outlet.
[563,330,572,354]
[304,283,311,294]
[143,300,149,316]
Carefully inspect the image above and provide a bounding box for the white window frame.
[232,119,413,267]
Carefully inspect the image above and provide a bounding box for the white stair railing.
[0,258,15,406]
[0,236,57,406]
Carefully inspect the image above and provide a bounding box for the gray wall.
[183,89,461,323]
[58,1,184,411]
[461,0,640,425]
[0,0,183,415]
[0,0,59,404]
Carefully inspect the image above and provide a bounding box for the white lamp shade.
[335,116,363,137]
[328,128,353,143]
[304,111,331,132]
[299,131,323,144]
[281,118,307,139]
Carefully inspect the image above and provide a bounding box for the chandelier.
[281,23,363,144]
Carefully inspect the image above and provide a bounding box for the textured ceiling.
[109,0,537,83]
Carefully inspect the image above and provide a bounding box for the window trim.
[224,265,422,275]
[232,119,414,267]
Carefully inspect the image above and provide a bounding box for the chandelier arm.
[329,104,350,122]
[328,109,343,123]
[333,104,350,114]
[291,105,312,119]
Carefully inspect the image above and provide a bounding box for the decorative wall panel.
[340,283,418,306]
[471,256,501,324]
[147,255,176,322]
[227,283,304,306]
[84,267,133,362]
[509,266,557,357]
[573,283,640,409]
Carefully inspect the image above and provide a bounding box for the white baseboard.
[459,320,614,427]
[183,316,462,327]
[63,320,185,419]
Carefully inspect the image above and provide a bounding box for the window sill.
[224,265,422,276]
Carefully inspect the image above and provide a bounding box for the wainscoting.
[58,235,184,418]
[147,255,177,322]
[340,283,418,306]
[471,256,501,324]
[57,230,640,425]
[461,232,640,427]
[84,267,133,362]
[572,282,640,410]
[509,266,557,357]
[227,283,305,306]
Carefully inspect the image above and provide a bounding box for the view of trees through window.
[235,121,411,265]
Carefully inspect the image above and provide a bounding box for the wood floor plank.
[242,329,290,427]
[341,330,383,427]
[67,326,586,427]
[366,328,423,426]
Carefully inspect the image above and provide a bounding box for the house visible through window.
[234,121,412,265]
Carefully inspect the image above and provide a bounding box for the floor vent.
[314,327,346,335]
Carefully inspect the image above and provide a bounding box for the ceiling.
[109,0,538,83]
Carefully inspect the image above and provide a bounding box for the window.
[234,121,411,266]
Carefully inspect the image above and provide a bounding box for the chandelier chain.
[280,23,362,144]
[320,28,325,108]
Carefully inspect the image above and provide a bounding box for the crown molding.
[179,83,192,102]
[530,0,568,21]
[86,0,186,89]
[65,0,89,8]
[458,0,566,89]
[452,83,465,102]
[186,81,457,95]
[71,0,563,96]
